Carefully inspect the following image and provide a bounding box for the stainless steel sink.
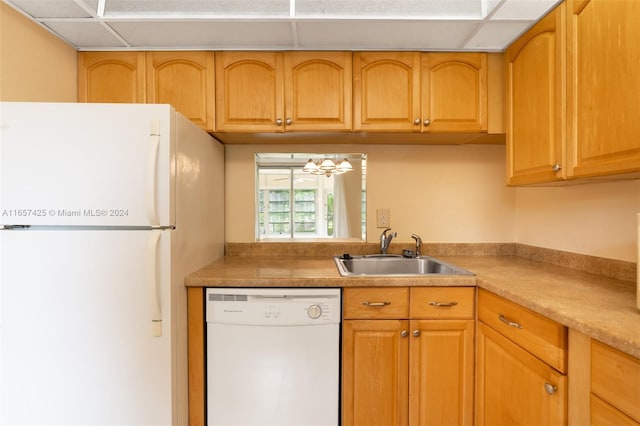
[334,254,474,276]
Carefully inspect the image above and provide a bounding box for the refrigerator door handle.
[147,120,161,227]
[148,230,163,337]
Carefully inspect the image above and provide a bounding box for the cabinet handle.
[552,163,562,172]
[414,118,421,125]
[544,383,557,395]
[276,118,283,126]
[428,301,458,308]
[285,118,292,125]
[413,330,421,337]
[498,313,523,329]
[361,301,391,307]
[401,330,409,338]
[423,119,431,126]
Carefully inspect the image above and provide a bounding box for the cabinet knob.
[544,383,557,395]
[552,163,562,172]
[423,119,431,126]
[414,118,421,125]
[401,330,409,338]
[413,330,421,337]
[285,118,292,125]
[276,118,283,126]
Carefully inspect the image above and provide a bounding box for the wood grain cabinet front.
[566,0,640,179]
[342,286,474,426]
[78,51,215,131]
[78,51,146,104]
[505,3,565,185]
[476,289,568,426]
[215,51,352,132]
[354,52,488,133]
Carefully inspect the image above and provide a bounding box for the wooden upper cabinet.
[354,52,422,132]
[354,52,488,133]
[566,0,640,178]
[215,51,351,132]
[284,51,352,131]
[215,51,283,132]
[505,3,565,185]
[422,52,487,132]
[78,52,145,103]
[146,52,214,132]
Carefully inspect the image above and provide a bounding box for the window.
[256,153,366,241]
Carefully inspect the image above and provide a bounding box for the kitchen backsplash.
[225,242,636,283]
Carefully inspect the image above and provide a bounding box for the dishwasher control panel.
[206,288,341,326]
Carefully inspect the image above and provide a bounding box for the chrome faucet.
[380,228,397,254]
[411,233,422,257]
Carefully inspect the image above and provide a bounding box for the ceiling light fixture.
[303,158,353,177]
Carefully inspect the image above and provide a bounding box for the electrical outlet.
[376,209,390,228]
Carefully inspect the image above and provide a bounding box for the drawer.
[591,394,640,426]
[410,287,475,319]
[343,287,409,319]
[478,289,567,372]
[591,340,640,423]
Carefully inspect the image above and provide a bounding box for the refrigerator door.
[0,102,174,227]
[0,229,173,425]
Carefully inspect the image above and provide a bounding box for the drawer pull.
[544,383,557,395]
[401,330,409,338]
[428,301,458,308]
[362,301,391,307]
[498,313,523,329]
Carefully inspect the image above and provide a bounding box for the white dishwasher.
[206,288,341,426]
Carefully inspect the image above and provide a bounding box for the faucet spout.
[411,233,422,257]
[380,228,397,254]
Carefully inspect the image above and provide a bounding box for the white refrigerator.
[0,102,224,425]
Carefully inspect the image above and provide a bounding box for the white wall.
[515,180,640,262]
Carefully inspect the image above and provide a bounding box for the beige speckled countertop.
[186,248,639,359]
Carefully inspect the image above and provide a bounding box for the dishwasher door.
[206,288,341,426]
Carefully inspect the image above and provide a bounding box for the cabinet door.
[215,51,284,132]
[284,51,352,131]
[342,319,409,426]
[422,53,487,133]
[566,0,640,178]
[476,323,567,426]
[146,51,215,131]
[505,4,565,185]
[354,52,421,132]
[409,319,474,426]
[78,51,145,103]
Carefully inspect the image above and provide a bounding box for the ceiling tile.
[108,21,295,49]
[295,0,482,19]
[5,0,97,18]
[296,20,479,50]
[463,21,531,50]
[490,0,560,20]
[103,0,290,17]
[42,21,127,48]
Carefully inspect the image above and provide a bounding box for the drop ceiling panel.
[464,22,531,50]
[108,21,295,49]
[490,0,559,20]
[103,0,290,17]
[296,20,480,50]
[43,21,127,48]
[4,0,96,18]
[295,0,482,19]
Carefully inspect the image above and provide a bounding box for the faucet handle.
[411,233,422,256]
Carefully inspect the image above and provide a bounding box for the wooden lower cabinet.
[476,323,567,425]
[342,287,474,426]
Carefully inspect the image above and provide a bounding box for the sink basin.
[334,254,474,277]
